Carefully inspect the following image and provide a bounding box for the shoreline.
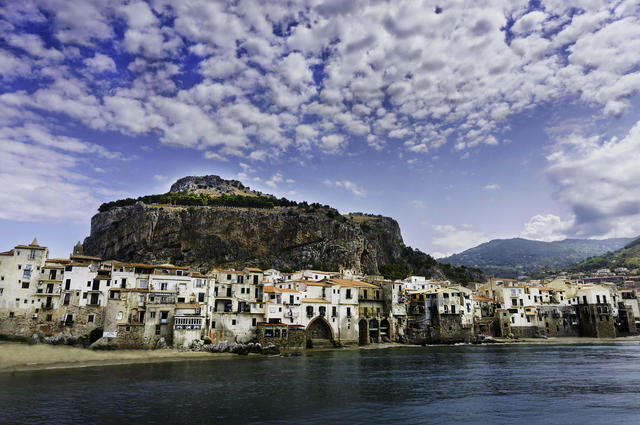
[3,336,640,373]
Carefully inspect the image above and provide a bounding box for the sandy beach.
[3,337,640,373]
[0,342,236,373]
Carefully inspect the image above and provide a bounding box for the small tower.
[31,237,39,246]
[73,241,83,256]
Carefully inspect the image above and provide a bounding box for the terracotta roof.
[301,298,330,303]
[473,295,496,302]
[15,245,47,250]
[276,288,300,293]
[538,286,556,291]
[0,250,13,256]
[304,281,331,287]
[47,258,71,263]
[264,286,276,293]
[244,267,263,272]
[43,265,65,269]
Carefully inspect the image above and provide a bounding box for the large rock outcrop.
[83,200,405,274]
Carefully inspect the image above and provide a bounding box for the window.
[88,314,94,323]
[198,293,205,302]
[161,283,168,290]
[9,312,14,318]
[63,293,71,305]
[346,289,352,299]
[306,306,314,317]
[332,306,337,317]
[232,319,236,326]
[150,312,156,318]
[46,314,52,321]
[596,295,601,303]
[17,264,21,270]
[23,264,32,279]
[155,325,161,335]
[106,280,110,287]
[87,281,91,287]
[65,279,71,290]
[83,292,88,299]
[29,249,35,260]
[603,295,607,303]
[227,274,231,280]
[22,281,29,289]
[252,318,257,326]
[346,307,351,317]
[211,321,216,329]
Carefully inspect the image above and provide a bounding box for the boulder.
[90,337,118,351]
[155,337,168,349]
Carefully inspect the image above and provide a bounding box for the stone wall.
[577,304,615,338]
[536,306,579,337]
[256,323,305,353]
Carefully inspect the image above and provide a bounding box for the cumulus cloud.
[432,224,489,255]
[0,0,637,168]
[520,214,574,241]
[543,120,640,239]
[483,184,500,190]
[84,53,116,73]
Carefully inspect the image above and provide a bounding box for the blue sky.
[1,0,640,259]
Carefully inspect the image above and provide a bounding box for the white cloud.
[483,184,500,190]
[265,172,284,189]
[520,214,574,242]
[320,134,346,154]
[324,179,367,197]
[544,119,640,238]
[84,53,116,73]
[432,224,489,254]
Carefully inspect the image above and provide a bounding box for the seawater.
[2,343,640,424]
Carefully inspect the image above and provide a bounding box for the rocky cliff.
[83,200,404,274]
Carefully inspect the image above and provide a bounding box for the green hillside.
[566,237,640,273]
[440,237,634,278]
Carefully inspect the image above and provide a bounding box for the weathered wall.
[577,304,616,338]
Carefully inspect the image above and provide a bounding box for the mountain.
[83,175,482,283]
[566,237,640,273]
[440,237,635,278]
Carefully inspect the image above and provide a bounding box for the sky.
[1,0,640,259]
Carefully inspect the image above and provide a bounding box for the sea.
[1,343,640,424]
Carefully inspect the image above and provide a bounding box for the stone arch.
[380,319,390,341]
[368,318,379,343]
[359,319,368,345]
[306,316,335,348]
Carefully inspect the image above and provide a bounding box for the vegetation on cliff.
[97,191,344,218]
[380,247,483,285]
[565,237,640,273]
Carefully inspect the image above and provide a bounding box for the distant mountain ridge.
[441,237,635,277]
[566,237,640,273]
